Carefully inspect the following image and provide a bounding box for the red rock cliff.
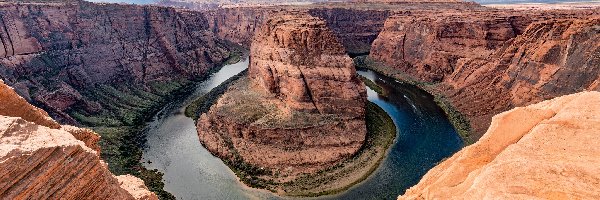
[197,12,367,176]
[0,80,157,200]
[249,12,367,117]
[370,9,600,139]
[0,1,231,124]
[399,91,600,199]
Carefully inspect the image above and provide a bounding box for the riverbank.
[354,55,473,144]
[186,75,397,197]
[74,47,246,200]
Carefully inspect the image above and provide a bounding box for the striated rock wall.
[370,9,600,139]
[249,12,367,117]
[0,1,231,124]
[370,10,534,82]
[0,79,157,199]
[0,116,157,200]
[307,8,390,55]
[197,12,367,176]
[444,16,600,138]
[0,79,60,129]
[202,5,391,54]
[399,91,600,199]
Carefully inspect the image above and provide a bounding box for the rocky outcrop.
[399,91,600,199]
[197,12,367,176]
[0,116,157,200]
[0,79,60,129]
[0,80,157,199]
[248,12,367,117]
[370,9,600,139]
[0,0,231,124]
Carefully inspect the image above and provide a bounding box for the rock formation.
[248,12,367,117]
[197,12,367,176]
[0,0,232,124]
[0,80,157,199]
[399,91,600,199]
[370,9,600,139]
[202,6,391,55]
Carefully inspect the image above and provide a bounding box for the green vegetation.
[73,81,194,200]
[354,55,473,144]
[184,72,397,196]
[63,46,246,199]
[358,75,384,95]
[283,102,396,196]
[185,70,248,120]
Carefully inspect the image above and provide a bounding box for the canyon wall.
[0,0,231,125]
[197,12,367,177]
[399,91,600,199]
[0,80,157,200]
[370,9,600,139]
[202,5,392,54]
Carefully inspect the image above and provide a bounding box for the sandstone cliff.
[197,12,367,178]
[0,80,157,199]
[202,5,393,55]
[369,9,600,139]
[0,0,232,124]
[399,91,600,199]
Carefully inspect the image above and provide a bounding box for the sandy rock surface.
[400,91,600,199]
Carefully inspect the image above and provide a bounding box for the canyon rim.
[0,0,599,199]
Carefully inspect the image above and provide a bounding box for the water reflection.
[141,59,463,200]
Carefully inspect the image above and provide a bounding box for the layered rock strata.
[370,10,600,139]
[399,91,600,199]
[197,12,367,176]
[0,0,231,124]
[0,80,157,199]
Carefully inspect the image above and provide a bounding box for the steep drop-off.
[0,1,238,198]
[369,10,600,139]
[399,91,600,199]
[202,3,399,55]
[0,0,232,125]
[198,12,367,177]
[0,80,157,200]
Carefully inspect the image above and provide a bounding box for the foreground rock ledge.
[399,91,600,199]
[197,12,367,178]
[0,81,157,200]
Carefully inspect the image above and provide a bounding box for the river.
[141,58,463,199]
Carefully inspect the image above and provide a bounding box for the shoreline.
[185,74,397,197]
[353,55,474,145]
[82,47,245,200]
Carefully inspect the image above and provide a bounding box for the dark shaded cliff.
[201,4,396,55]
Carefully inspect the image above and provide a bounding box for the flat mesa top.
[267,12,326,27]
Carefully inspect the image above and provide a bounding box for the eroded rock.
[399,91,600,199]
[197,12,367,177]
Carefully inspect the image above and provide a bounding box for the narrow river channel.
[141,58,463,199]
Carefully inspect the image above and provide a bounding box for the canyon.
[367,7,600,140]
[195,12,376,194]
[0,80,157,199]
[399,91,600,199]
[0,0,598,199]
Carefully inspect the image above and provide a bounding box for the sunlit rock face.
[399,91,600,200]
[370,10,600,139]
[0,80,157,200]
